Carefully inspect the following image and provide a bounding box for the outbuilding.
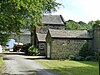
[46,29,92,59]
[35,33,46,55]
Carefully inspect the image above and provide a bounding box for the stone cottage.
[46,29,92,59]
[34,15,66,55]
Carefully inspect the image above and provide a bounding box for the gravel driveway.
[2,53,58,75]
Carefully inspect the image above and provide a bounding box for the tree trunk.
[30,26,36,45]
[31,31,34,45]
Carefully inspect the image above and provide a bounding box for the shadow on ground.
[25,57,46,60]
[3,57,12,60]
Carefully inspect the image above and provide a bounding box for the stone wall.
[93,26,100,51]
[50,39,86,59]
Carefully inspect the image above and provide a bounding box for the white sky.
[51,0,100,23]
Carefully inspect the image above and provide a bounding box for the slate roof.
[36,33,46,42]
[48,29,92,39]
[42,15,65,25]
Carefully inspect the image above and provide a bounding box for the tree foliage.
[66,20,80,30]
[0,0,61,32]
[0,0,61,45]
[0,33,10,46]
[66,20,100,30]
[92,20,100,28]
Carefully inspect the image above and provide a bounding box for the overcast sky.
[51,0,100,23]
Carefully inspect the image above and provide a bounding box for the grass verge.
[0,57,4,74]
[37,60,98,75]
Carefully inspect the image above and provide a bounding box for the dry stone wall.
[51,39,86,59]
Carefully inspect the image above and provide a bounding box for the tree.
[78,21,91,30]
[66,20,80,30]
[0,33,10,46]
[92,20,100,28]
[87,21,95,30]
[66,20,94,30]
[0,0,61,44]
[78,21,87,26]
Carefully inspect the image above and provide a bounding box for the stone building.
[46,29,92,59]
[10,29,31,44]
[35,15,65,34]
[35,33,46,55]
[34,15,66,55]
[9,15,100,59]
[9,15,66,55]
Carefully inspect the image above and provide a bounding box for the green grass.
[0,57,4,73]
[37,60,99,75]
[0,57,4,65]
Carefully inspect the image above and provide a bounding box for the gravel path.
[2,54,58,75]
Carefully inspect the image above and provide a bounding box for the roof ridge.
[48,29,92,39]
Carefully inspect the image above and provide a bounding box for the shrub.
[21,43,32,55]
[85,56,97,61]
[75,56,84,61]
[68,55,84,61]
[28,45,40,56]
[95,52,99,60]
[68,55,76,60]
[79,42,94,57]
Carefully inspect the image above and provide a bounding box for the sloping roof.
[36,33,46,42]
[48,29,92,39]
[42,15,65,25]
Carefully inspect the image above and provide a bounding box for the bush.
[85,56,97,61]
[28,45,40,56]
[79,42,94,57]
[75,56,84,61]
[68,55,84,61]
[68,55,76,60]
[21,43,32,55]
